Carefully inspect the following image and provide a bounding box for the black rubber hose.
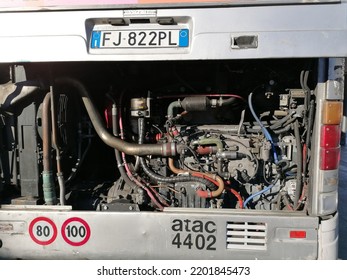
[114,148,139,191]
[220,97,236,106]
[303,99,315,176]
[269,112,295,130]
[293,120,303,208]
[273,124,292,135]
[306,100,315,149]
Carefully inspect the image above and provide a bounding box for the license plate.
[90,29,189,49]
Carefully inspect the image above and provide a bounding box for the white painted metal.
[0,4,346,62]
[0,207,318,259]
[0,1,339,12]
[318,213,339,259]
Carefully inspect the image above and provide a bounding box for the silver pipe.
[1,78,180,157]
[54,77,178,157]
[42,92,57,205]
[49,86,65,206]
[0,82,40,110]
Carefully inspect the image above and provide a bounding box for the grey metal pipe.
[0,82,40,110]
[49,86,65,206]
[55,77,178,157]
[167,100,181,119]
[2,78,180,157]
[166,96,238,119]
[42,92,57,205]
[42,93,52,172]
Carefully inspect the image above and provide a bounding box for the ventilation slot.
[226,222,267,250]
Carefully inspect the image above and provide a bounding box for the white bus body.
[0,0,345,259]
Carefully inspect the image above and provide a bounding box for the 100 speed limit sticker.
[61,217,91,246]
[29,217,90,246]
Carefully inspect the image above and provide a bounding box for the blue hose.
[245,91,280,208]
[248,92,278,163]
[243,184,273,208]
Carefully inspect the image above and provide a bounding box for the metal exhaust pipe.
[0,78,180,157]
[54,77,178,157]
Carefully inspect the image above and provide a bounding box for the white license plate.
[90,29,189,49]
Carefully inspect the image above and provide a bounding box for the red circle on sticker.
[29,217,58,246]
[61,217,91,246]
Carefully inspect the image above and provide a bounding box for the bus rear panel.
[0,1,345,259]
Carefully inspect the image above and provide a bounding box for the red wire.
[287,204,294,211]
[225,187,244,209]
[302,143,307,172]
[150,187,170,207]
[104,108,110,128]
[145,188,165,210]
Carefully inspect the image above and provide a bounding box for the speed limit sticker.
[61,217,91,246]
[29,217,58,246]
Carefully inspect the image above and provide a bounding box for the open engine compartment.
[0,59,317,212]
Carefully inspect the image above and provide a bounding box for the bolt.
[129,206,134,211]
[103,205,109,211]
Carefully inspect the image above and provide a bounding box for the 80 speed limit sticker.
[61,217,91,246]
[29,217,58,246]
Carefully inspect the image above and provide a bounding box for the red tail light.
[289,230,307,239]
[319,101,342,171]
[320,125,341,148]
[320,147,341,170]
[320,124,341,170]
